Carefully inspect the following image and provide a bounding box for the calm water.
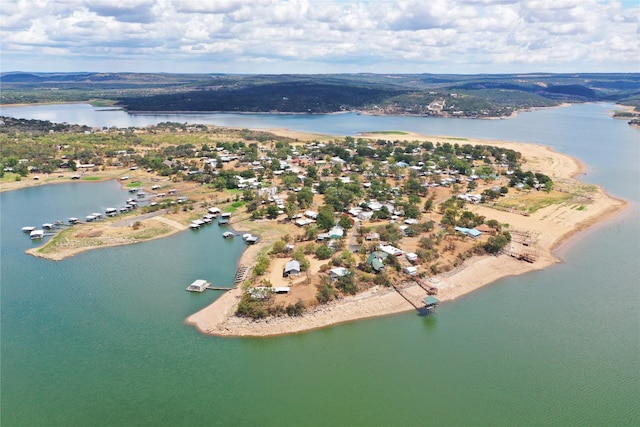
[1,104,639,426]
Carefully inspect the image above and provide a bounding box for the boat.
[222,231,234,238]
[68,217,79,224]
[30,229,45,240]
[42,223,55,230]
[21,226,36,232]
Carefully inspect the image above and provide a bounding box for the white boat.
[222,231,234,238]
[68,217,79,224]
[242,233,252,240]
[21,226,36,232]
[30,230,45,240]
[42,223,54,230]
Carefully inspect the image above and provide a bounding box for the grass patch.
[577,205,585,211]
[496,191,572,213]
[132,223,172,240]
[444,137,469,141]
[365,130,409,135]
[88,99,118,107]
[125,181,142,187]
[225,201,246,213]
[37,228,73,254]
[80,176,101,181]
[0,172,20,183]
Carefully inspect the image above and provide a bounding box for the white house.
[404,266,418,276]
[329,267,350,280]
[379,244,403,257]
[283,260,301,277]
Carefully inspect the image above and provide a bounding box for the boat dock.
[186,279,236,293]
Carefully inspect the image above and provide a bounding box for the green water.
[1,104,639,426]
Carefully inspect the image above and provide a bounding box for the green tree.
[337,215,353,230]
[315,245,333,260]
[296,187,314,209]
[316,206,335,231]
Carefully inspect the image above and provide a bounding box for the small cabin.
[283,260,301,277]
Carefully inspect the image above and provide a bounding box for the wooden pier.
[205,285,236,291]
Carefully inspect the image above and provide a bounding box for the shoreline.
[185,196,626,338]
[185,134,627,338]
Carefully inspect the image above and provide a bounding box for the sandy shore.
[186,135,627,337]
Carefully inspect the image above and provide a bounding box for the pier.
[205,285,236,291]
[186,279,236,292]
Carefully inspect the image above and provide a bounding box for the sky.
[1,0,639,74]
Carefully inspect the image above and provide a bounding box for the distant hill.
[1,72,638,116]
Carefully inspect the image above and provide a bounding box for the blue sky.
[1,0,638,74]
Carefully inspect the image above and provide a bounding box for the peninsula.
[1,118,625,337]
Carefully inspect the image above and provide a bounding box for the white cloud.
[0,0,638,73]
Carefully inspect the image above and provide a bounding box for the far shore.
[185,132,627,337]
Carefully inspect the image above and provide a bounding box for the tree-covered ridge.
[2,72,638,118]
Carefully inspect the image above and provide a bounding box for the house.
[404,266,418,276]
[348,207,362,217]
[365,232,380,241]
[379,244,403,257]
[283,260,301,277]
[454,226,482,238]
[358,211,374,221]
[329,267,350,280]
[367,251,388,273]
[329,226,345,239]
[368,200,383,211]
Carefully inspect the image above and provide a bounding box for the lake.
[1,103,638,426]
